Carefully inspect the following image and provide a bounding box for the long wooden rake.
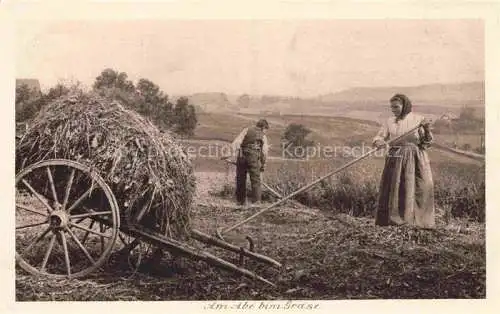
[216,119,438,239]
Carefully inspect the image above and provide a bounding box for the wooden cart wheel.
[15,159,120,279]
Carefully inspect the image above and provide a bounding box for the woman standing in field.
[372,94,435,228]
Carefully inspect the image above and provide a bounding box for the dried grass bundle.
[16,90,196,238]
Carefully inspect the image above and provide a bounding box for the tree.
[92,68,197,135]
[135,78,173,128]
[152,100,175,130]
[93,68,135,92]
[136,78,165,110]
[16,84,34,106]
[282,123,314,159]
[45,83,71,102]
[15,83,43,122]
[174,97,198,136]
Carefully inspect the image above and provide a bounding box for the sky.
[15,19,484,97]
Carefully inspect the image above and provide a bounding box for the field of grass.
[207,149,484,220]
[193,112,381,157]
[193,112,484,157]
[433,133,483,151]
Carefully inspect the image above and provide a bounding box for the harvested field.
[15,172,485,300]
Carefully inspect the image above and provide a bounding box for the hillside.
[317,81,485,107]
[187,112,483,168]
[191,112,382,158]
[180,82,485,121]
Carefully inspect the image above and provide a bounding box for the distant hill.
[174,81,485,120]
[317,81,484,107]
[184,92,235,113]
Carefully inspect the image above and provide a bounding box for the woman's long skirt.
[376,144,435,228]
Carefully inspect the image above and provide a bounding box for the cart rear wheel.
[15,159,120,279]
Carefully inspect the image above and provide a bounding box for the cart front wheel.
[15,159,120,279]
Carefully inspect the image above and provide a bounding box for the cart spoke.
[73,207,113,225]
[66,227,96,265]
[70,222,111,238]
[69,211,112,219]
[20,179,54,214]
[66,186,95,214]
[46,167,59,204]
[16,220,48,230]
[81,220,95,245]
[74,217,88,225]
[62,169,76,211]
[22,227,51,255]
[16,203,48,217]
[100,223,105,254]
[59,231,71,277]
[40,234,56,272]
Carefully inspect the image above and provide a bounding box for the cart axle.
[49,210,69,230]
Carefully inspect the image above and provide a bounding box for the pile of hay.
[16,90,196,238]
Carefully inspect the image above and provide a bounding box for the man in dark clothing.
[229,119,269,207]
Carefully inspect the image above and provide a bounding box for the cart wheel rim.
[15,159,120,279]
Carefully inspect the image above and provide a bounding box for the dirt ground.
[15,171,485,300]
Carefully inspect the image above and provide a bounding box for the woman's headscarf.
[390,93,412,120]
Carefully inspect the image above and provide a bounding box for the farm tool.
[15,159,282,286]
[215,117,447,239]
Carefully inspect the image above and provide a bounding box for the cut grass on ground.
[15,172,485,301]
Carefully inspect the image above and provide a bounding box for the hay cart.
[15,159,281,286]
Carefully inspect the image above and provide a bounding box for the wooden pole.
[123,226,276,287]
[190,229,282,268]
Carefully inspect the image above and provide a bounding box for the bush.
[282,123,314,159]
[434,179,485,222]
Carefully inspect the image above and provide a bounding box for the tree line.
[15,68,198,137]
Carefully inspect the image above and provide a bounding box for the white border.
[1,1,499,313]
